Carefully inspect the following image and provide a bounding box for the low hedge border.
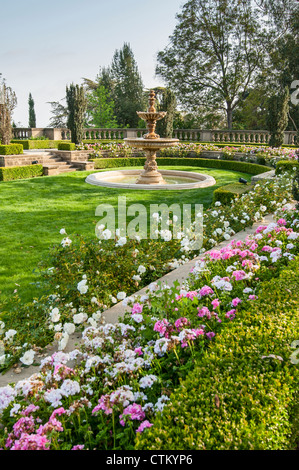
[136,258,299,450]
[93,157,269,175]
[57,142,76,151]
[11,140,69,150]
[0,144,23,155]
[0,164,43,182]
[213,182,254,205]
[275,160,299,175]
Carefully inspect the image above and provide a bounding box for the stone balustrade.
[12,127,297,145]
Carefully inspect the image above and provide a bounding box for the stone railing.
[12,127,297,145]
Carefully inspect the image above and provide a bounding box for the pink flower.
[206,332,215,340]
[174,317,190,331]
[119,404,145,426]
[136,420,153,433]
[197,306,211,318]
[11,433,51,451]
[231,297,242,307]
[225,309,236,319]
[72,444,85,450]
[277,218,287,226]
[154,319,169,336]
[199,285,214,297]
[134,347,143,356]
[131,303,143,315]
[211,298,220,309]
[248,294,257,300]
[231,270,246,281]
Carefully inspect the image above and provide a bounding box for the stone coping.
[85,169,216,190]
[1,206,293,388]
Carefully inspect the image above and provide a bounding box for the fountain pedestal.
[124,90,179,185]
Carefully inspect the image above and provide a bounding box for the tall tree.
[154,87,177,138]
[266,86,289,147]
[111,43,145,127]
[156,0,267,129]
[66,83,87,144]
[47,99,68,128]
[0,78,17,144]
[28,92,36,128]
[86,85,118,128]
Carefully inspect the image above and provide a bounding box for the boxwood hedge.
[0,143,23,155]
[136,258,299,450]
[0,164,43,182]
[93,157,269,175]
[275,160,299,175]
[213,182,254,205]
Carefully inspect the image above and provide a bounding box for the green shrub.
[275,159,299,175]
[57,142,76,151]
[213,182,253,205]
[0,164,43,182]
[136,259,299,450]
[0,143,23,155]
[11,139,71,150]
[93,157,269,175]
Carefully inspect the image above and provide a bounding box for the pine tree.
[111,43,145,127]
[266,87,289,147]
[66,83,87,144]
[28,93,36,128]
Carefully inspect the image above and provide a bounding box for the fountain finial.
[148,89,157,113]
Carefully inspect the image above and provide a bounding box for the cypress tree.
[66,83,87,144]
[0,80,17,145]
[28,93,36,128]
[266,87,289,147]
[154,87,177,138]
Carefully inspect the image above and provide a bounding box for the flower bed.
[136,255,299,450]
[0,173,294,372]
[0,208,298,450]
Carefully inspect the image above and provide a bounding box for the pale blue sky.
[0,0,184,127]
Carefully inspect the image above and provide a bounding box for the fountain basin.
[85,169,216,190]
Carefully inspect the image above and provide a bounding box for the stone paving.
[0,211,281,389]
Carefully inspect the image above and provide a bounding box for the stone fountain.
[85,90,216,190]
[124,89,179,185]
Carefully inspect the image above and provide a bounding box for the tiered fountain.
[85,90,216,190]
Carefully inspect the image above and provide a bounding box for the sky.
[0,0,184,128]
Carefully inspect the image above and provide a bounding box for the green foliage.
[213,183,253,205]
[267,87,289,147]
[11,139,69,150]
[136,259,299,450]
[86,84,118,128]
[93,156,269,176]
[0,143,23,155]
[154,87,177,138]
[111,43,145,127]
[57,142,76,151]
[66,83,87,144]
[275,159,299,175]
[28,92,36,128]
[0,164,43,181]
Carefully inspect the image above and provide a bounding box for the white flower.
[215,201,221,207]
[4,329,17,342]
[50,308,60,323]
[115,237,127,247]
[117,291,127,300]
[59,228,66,235]
[160,229,172,241]
[58,332,69,351]
[61,237,72,247]
[63,323,76,335]
[73,313,86,324]
[139,374,158,389]
[131,314,143,323]
[211,211,218,217]
[137,265,146,274]
[0,321,5,335]
[132,274,141,282]
[20,349,35,366]
[60,379,81,397]
[77,279,88,294]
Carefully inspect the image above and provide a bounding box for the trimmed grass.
[0,166,252,304]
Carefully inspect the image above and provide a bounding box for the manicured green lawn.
[0,166,252,303]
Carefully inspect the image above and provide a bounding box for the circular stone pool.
[85,169,216,190]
